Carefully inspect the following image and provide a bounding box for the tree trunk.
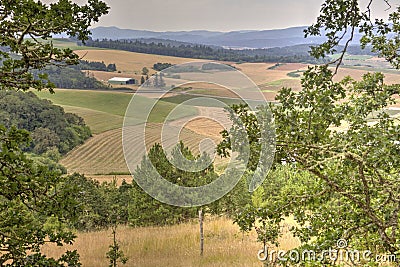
[199,208,204,256]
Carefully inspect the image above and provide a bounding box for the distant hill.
[90,26,364,49]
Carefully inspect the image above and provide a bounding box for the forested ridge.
[82,39,322,63]
[82,38,376,63]
[0,90,91,155]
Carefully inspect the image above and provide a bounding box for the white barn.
[108,77,136,85]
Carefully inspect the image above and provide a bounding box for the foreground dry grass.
[42,217,269,267]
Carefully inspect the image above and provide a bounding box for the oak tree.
[0,0,108,265]
[218,1,400,265]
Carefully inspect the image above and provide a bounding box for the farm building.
[108,77,136,85]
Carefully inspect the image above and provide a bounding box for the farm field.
[73,50,400,104]
[60,105,124,134]
[231,62,307,87]
[34,49,400,181]
[61,122,224,175]
[35,89,198,133]
[73,48,400,103]
[35,87,234,180]
[74,49,205,76]
[32,48,400,183]
[42,216,299,267]
[74,49,309,96]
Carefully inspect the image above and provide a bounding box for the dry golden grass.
[232,63,306,87]
[181,82,241,99]
[74,49,400,98]
[183,118,224,139]
[273,63,308,71]
[42,216,301,267]
[74,49,204,77]
[334,67,400,83]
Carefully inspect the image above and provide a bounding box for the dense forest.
[0,90,91,155]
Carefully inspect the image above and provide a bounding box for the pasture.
[35,89,198,133]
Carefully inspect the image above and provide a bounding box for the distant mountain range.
[90,26,364,49]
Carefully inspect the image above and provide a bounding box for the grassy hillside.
[35,89,198,133]
[61,105,124,134]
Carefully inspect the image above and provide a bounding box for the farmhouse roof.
[108,77,134,82]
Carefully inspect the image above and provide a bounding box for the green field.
[329,53,373,61]
[159,93,265,107]
[60,105,124,134]
[50,38,107,51]
[35,89,197,133]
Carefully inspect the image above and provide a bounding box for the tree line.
[71,59,117,72]
[82,39,322,63]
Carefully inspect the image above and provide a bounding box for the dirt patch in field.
[185,82,241,98]
[334,67,400,85]
[263,91,277,101]
[273,63,309,71]
[184,118,224,140]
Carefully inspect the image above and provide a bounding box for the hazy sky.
[94,0,325,31]
[47,0,397,31]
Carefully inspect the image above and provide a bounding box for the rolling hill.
[90,26,365,49]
